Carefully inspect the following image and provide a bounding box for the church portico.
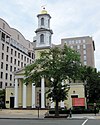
[13,75,46,109]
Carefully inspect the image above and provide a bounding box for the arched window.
[41,18,44,25]
[48,19,50,27]
[40,34,44,43]
[49,35,51,44]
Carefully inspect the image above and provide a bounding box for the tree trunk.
[55,99,59,117]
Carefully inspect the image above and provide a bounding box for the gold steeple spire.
[41,5,47,14]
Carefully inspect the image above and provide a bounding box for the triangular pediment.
[14,67,25,76]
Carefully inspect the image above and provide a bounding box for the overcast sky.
[0,0,100,71]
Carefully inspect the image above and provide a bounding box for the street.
[0,119,100,125]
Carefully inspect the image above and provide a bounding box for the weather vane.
[41,4,47,10]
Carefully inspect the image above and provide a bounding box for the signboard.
[72,98,85,106]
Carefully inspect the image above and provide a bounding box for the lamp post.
[84,80,88,109]
[37,90,40,118]
[37,104,40,118]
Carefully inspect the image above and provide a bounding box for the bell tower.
[34,8,53,50]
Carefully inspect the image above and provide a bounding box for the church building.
[5,8,85,109]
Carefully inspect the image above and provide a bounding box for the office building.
[0,18,34,89]
[61,36,95,67]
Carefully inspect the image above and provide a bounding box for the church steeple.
[34,8,53,49]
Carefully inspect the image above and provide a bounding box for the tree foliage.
[24,45,81,116]
[80,66,100,103]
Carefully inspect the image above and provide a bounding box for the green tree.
[0,89,5,108]
[24,45,81,116]
[80,66,100,103]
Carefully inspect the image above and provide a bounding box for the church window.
[49,36,51,44]
[48,19,50,27]
[40,34,44,43]
[41,18,44,25]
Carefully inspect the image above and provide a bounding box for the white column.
[50,98,55,108]
[14,78,18,108]
[32,83,35,108]
[23,84,27,108]
[41,77,45,108]
[60,81,65,108]
[60,101,64,108]
[0,31,1,40]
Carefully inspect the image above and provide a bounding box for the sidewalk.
[0,109,100,120]
[68,113,100,119]
[0,109,47,119]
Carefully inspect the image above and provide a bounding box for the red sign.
[72,98,85,106]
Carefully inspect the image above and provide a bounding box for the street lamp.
[37,90,41,118]
[84,80,88,109]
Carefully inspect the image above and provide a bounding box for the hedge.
[49,108,99,114]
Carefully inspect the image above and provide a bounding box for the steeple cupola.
[34,8,53,49]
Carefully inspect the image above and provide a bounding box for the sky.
[0,0,100,70]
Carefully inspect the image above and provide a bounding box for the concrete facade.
[61,36,95,67]
[0,18,35,89]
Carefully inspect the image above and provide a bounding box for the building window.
[83,44,86,49]
[48,19,50,27]
[21,55,23,60]
[18,60,20,66]
[70,46,73,49]
[6,64,8,70]
[83,39,86,43]
[24,56,26,61]
[40,34,44,43]
[10,66,12,72]
[0,72,3,78]
[0,82,2,88]
[18,53,20,58]
[1,32,5,42]
[5,73,8,80]
[71,95,78,98]
[84,55,87,60]
[10,83,12,86]
[14,67,16,71]
[1,62,3,69]
[30,60,31,64]
[15,51,17,56]
[21,62,23,67]
[49,36,51,44]
[41,18,44,25]
[2,43,4,50]
[27,58,29,63]
[10,74,12,81]
[77,45,80,49]
[14,59,16,64]
[83,50,86,54]
[7,46,9,52]
[32,53,34,59]
[84,61,87,65]
[5,82,8,86]
[24,63,26,67]
[11,49,13,55]
[1,53,4,59]
[28,52,31,57]
[6,55,8,61]
[10,57,13,63]
[78,40,81,44]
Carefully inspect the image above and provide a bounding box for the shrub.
[49,108,99,114]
